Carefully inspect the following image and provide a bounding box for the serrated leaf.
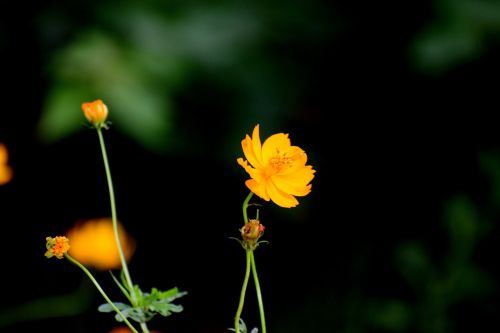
[115,306,146,323]
[98,302,131,313]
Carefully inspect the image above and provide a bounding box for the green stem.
[250,251,267,333]
[235,250,252,333]
[65,254,139,333]
[242,192,254,224]
[140,322,151,333]
[97,129,135,296]
[97,129,151,333]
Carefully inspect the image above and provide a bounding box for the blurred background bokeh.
[2,0,500,332]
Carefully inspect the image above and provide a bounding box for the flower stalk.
[65,253,140,333]
[234,191,267,333]
[97,127,150,333]
[234,250,252,333]
[97,129,135,296]
[250,251,266,333]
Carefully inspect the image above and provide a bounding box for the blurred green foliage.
[36,0,332,155]
[411,0,500,74]
[391,195,492,333]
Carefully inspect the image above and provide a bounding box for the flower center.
[269,150,293,173]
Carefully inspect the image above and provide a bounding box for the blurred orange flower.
[45,236,70,259]
[109,327,161,333]
[82,99,109,128]
[0,143,13,185]
[237,124,315,208]
[67,218,135,270]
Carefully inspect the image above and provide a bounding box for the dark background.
[2,0,500,332]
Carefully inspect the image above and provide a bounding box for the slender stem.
[234,250,252,333]
[242,192,254,224]
[140,322,151,333]
[97,129,151,333]
[65,254,139,333]
[97,129,135,297]
[250,251,267,333]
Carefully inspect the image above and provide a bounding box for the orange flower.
[67,218,135,270]
[237,124,315,208]
[82,99,109,128]
[45,236,70,259]
[0,143,13,185]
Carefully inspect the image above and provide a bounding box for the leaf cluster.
[98,271,187,324]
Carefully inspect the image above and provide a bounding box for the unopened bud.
[240,219,265,250]
[82,99,109,128]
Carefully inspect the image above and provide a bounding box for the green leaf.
[228,318,258,333]
[37,86,91,143]
[140,286,187,319]
[97,285,186,324]
[98,302,130,313]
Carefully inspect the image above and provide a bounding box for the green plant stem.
[242,192,254,224]
[97,129,135,294]
[65,253,139,333]
[98,129,151,333]
[140,322,151,333]
[235,250,252,333]
[250,251,267,333]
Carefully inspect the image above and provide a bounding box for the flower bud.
[45,236,70,259]
[240,219,265,250]
[82,99,109,128]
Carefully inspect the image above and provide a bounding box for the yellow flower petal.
[245,179,270,201]
[67,218,134,270]
[0,144,13,185]
[266,180,299,208]
[271,176,312,197]
[276,146,308,176]
[241,135,263,169]
[0,144,7,165]
[0,166,13,185]
[251,124,263,166]
[261,133,291,164]
[280,165,316,185]
[237,158,264,182]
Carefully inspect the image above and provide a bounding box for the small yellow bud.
[82,99,109,128]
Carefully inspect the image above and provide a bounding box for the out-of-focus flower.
[82,99,109,128]
[109,327,161,333]
[45,236,70,259]
[67,218,135,270]
[237,124,315,208]
[0,143,13,185]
